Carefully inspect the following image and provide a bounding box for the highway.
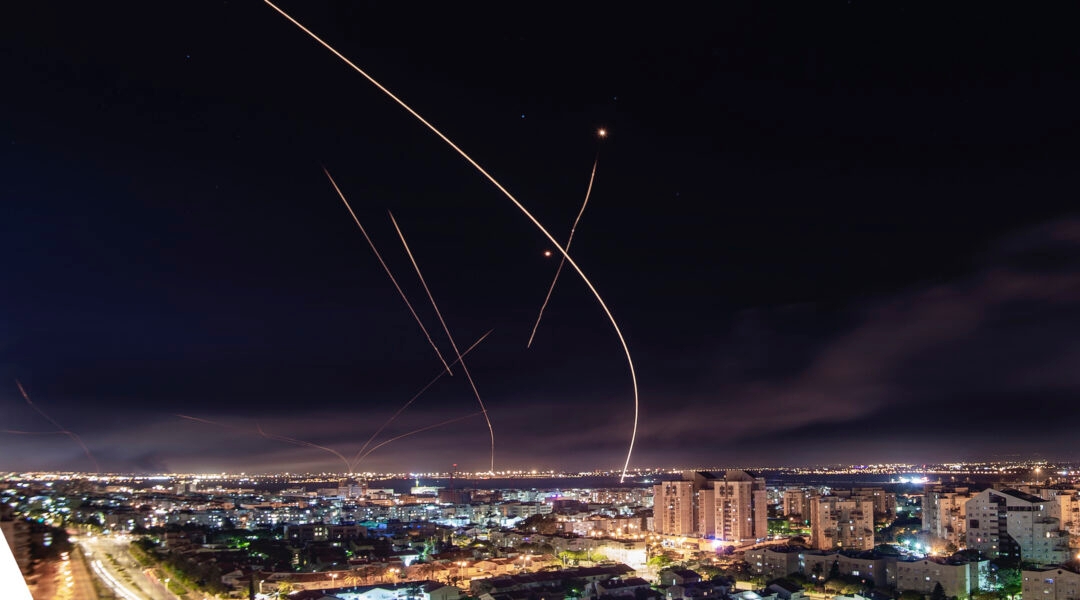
[74,532,180,600]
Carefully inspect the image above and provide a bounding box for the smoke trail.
[176,413,230,427]
[262,1,640,481]
[388,212,495,473]
[323,167,453,376]
[527,152,599,348]
[256,422,352,473]
[350,329,492,471]
[353,412,483,468]
[178,414,352,473]
[15,380,100,472]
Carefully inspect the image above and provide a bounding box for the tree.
[899,591,924,600]
[931,583,948,600]
[519,514,559,535]
[828,560,841,581]
[647,555,673,569]
[944,542,959,555]
[810,563,824,582]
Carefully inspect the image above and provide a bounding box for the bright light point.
[543,250,553,257]
[598,128,607,137]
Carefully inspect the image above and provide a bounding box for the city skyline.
[2,3,1079,474]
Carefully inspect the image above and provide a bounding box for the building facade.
[965,488,1071,565]
[895,558,988,599]
[655,481,696,536]
[810,496,875,551]
[1023,566,1080,600]
[713,471,768,544]
[923,487,973,552]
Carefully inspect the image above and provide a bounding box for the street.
[74,532,180,600]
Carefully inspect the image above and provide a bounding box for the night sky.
[2,2,1078,474]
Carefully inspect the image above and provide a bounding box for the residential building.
[714,471,768,544]
[1048,491,1080,545]
[810,496,875,551]
[965,488,1071,565]
[782,489,813,520]
[801,551,890,588]
[923,487,973,553]
[655,481,696,536]
[894,557,988,599]
[1023,566,1080,600]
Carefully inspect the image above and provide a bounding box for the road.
[74,532,180,600]
[69,546,101,600]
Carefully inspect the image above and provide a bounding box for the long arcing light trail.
[353,412,483,469]
[15,380,100,472]
[350,329,492,471]
[264,0,640,481]
[527,151,600,349]
[257,422,353,473]
[323,167,454,376]
[177,414,353,472]
[388,211,496,474]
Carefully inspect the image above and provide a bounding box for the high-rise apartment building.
[714,470,768,543]
[923,487,973,552]
[810,496,875,551]
[783,488,814,520]
[965,488,1071,565]
[654,481,696,535]
[652,470,767,542]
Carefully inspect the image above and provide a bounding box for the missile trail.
[178,414,353,472]
[15,380,100,472]
[388,211,495,473]
[323,167,453,376]
[176,414,230,427]
[263,1,640,481]
[353,412,483,468]
[256,422,352,473]
[350,329,492,471]
[1,429,70,435]
[527,153,599,348]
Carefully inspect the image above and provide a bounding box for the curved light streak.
[388,212,495,473]
[15,379,100,472]
[353,412,483,468]
[350,329,492,471]
[263,0,640,481]
[527,153,599,348]
[323,168,453,376]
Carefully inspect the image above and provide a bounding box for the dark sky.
[2,2,1078,475]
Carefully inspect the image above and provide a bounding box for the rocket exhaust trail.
[388,211,495,473]
[323,167,454,376]
[1,429,69,435]
[350,329,492,471]
[176,414,230,427]
[178,415,353,473]
[263,1,640,481]
[527,153,599,348]
[15,380,100,472]
[256,422,352,473]
[353,412,483,468]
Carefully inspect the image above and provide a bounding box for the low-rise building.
[1023,566,1080,600]
[894,558,987,599]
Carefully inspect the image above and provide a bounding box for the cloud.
[633,217,1080,465]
